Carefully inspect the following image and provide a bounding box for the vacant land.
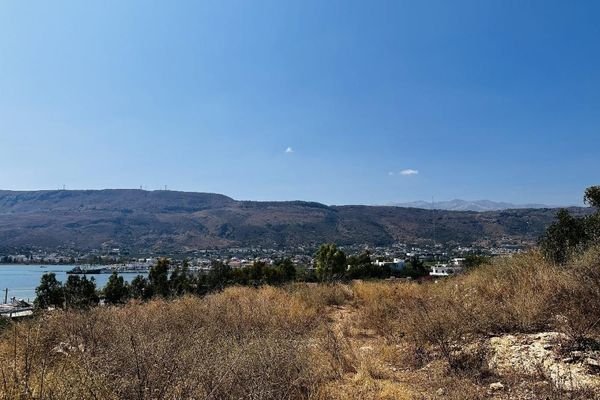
[1,248,599,399]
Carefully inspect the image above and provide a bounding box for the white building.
[429,263,463,277]
[373,258,405,272]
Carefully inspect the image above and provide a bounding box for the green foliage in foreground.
[540,185,600,264]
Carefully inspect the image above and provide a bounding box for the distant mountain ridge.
[0,190,589,252]
[389,199,559,212]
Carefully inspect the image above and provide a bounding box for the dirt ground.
[319,304,600,400]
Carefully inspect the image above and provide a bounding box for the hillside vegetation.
[0,189,590,251]
[1,247,599,399]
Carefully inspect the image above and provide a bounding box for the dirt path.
[322,304,420,399]
[323,304,600,400]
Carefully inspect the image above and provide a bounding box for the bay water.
[0,265,147,303]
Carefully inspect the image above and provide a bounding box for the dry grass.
[355,249,600,352]
[0,285,346,400]
[352,247,600,397]
[1,249,599,399]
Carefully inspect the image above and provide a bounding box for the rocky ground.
[321,305,600,399]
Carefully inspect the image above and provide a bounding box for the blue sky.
[0,1,598,206]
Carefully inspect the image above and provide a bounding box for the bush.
[0,286,341,400]
[540,185,600,264]
[354,247,600,370]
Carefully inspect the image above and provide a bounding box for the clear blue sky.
[1,1,598,206]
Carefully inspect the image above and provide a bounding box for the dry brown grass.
[352,247,600,397]
[0,285,347,400]
[355,249,600,351]
[1,249,599,399]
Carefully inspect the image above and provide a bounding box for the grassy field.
[1,248,599,399]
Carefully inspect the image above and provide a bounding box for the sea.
[0,265,147,303]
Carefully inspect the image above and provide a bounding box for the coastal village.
[0,238,528,319]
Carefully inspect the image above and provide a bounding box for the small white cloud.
[400,169,419,176]
[388,171,395,176]
[285,147,294,153]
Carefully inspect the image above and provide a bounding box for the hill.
[0,189,590,252]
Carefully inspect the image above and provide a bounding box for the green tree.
[64,275,99,309]
[130,275,152,300]
[584,185,600,208]
[346,251,391,279]
[539,185,600,263]
[540,208,588,264]
[207,261,231,290]
[584,185,600,244]
[34,273,64,309]
[149,258,170,298]
[276,258,296,282]
[103,272,130,305]
[463,254,491,269]
[248,261,266,282]
[401,256,428,279]
[347,251,371,267]
[169,261,193,296]
[314,243,347,281]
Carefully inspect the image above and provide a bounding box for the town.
[0,236,532,272]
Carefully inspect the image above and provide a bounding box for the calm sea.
[0,265,147,302]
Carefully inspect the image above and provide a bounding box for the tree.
[540,208,588,264]
[314,243,347,281]
[248,261,266,282]
[207,261,231,290]
[464,254,491,269]
[103,272,130,305]
[346,251,391,279]
[265,266,284,285]
[584,185,600,208]
[34,273,64,309]
[130,275,152,300]
[149,258,170,298]
[276,258,296,282]
[347,251,372,268]
[169,261,193,296]
[539,185,600,263]
[64,275,99,309]
[401,256,428,279]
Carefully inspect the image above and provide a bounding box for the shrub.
[354,247,600,370]
[0,286,340,400]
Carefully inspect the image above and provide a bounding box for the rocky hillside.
[0,190,590,252]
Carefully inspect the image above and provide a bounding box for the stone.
[584,357,600,368]
[489,382,505,391]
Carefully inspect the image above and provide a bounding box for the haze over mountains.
[0,190,588,252]
[390,199,560,212]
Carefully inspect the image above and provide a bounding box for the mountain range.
[389,199,560,212]
[0,190,588,253]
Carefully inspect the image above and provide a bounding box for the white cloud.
[400,169,419,176]
[388,171,395,176]
[285,147,294,153]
